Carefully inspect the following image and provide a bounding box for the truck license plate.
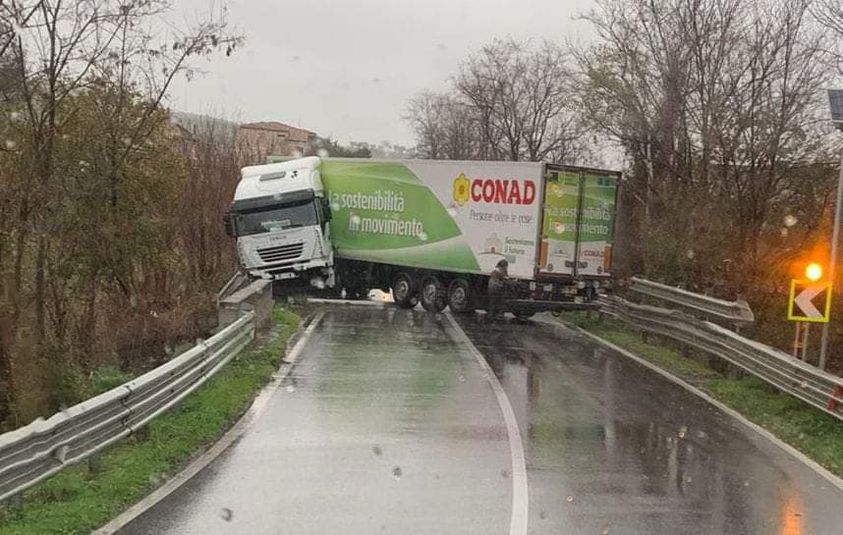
[275,272,297,280]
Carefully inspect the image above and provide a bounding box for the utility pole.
[820,89,843,369]
[819,152,843,369]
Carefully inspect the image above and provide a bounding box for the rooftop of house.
[239,121,317,142]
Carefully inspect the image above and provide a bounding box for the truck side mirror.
[322,198,332,222]
[223,212,236,237]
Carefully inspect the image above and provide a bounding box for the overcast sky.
[167,0,597,147]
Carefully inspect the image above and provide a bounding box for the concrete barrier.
[218,280,273,331]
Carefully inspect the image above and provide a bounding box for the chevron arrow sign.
[788,280,832,323]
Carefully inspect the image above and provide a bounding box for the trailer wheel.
[447,278,473,314]
[420,276,447,313]
[392,272,418,309]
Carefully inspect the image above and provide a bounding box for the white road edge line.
[307,297,389,307]
[446,312,529,535]
[556,320,843,493]
[93,311,326,535]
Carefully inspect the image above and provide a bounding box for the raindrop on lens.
[285,384,296,393]
[4,139,17,150]
[220,508,233,522]
[447,207,457,217]
[392,466,402,480]
[783,214,797,227]
[9,111,21,122]
[458,374,466,383]
[565,495,574,503]
[372,445,382,456]
[317,148,330,158]
[418,231,428,242]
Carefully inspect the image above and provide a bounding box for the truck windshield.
[236,200,318,236]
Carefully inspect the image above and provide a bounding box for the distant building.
[237,121,317,157]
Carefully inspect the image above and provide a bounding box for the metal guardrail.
[599,296,843,421]
[217,271,250,304]
[0,312,255,502]
[629,277,755,324]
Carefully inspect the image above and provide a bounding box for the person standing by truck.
[487,259,509,320]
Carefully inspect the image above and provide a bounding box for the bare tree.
[404,91,446,159]
[404,91,480,160]
[407,38,589,163]
[0,0,242,423]
[811,0,843,72]
[576,0,836,356]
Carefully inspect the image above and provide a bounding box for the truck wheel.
[420,276,447,313]
[447,278,473,314]
[392,272,418,309]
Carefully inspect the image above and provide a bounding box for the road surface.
[118,306,843,534]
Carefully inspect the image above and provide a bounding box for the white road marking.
[446,312,529,535]
[283,312,325,364]
[93,312,326,535]
[306,297,389,307]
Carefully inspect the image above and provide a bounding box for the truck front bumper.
[247,257,331,280]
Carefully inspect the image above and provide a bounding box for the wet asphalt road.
[118,305,843,535]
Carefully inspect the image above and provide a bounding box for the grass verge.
[555,311,843,479]
[0,306,300,535]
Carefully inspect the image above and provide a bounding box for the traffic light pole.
[819,150,843,369]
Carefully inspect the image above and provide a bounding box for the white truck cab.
[224,157,333,285]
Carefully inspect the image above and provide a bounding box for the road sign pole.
[801,323,810,362]
[793,321,802,358]
[819,151,843,369]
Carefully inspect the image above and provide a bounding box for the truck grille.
[257,242,304,263]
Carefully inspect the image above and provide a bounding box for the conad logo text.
[452,173,536,206]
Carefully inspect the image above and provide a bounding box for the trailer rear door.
[537,165,619,278]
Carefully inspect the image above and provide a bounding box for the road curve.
[454,313,843,535]
[118,306,514,534]
[117,305,843,534]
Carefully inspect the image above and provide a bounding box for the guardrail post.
[132,425,150,443]
[87,453,104,475]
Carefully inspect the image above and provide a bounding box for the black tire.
[514,312,535,321]
[392,272,418,309]
[420,276,447,313]
[447,278,473,314]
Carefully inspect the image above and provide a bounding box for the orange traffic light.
[806,262,823,282]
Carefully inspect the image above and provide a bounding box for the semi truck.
[223,156,620,317]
